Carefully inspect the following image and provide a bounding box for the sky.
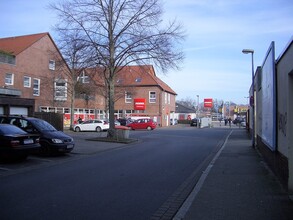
[1,0,293,105]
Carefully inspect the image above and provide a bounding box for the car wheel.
[39,144,52,156]
[96,126,102,132]
[147,126,152,130]
[75,127,81,132]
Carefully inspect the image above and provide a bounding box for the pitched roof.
[0,33,48,55]
[115,65,177,95]
[175,102,195,113]
[86,65,176,95]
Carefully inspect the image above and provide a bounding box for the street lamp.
[197,95,200,128]
[242,49,255,147]
[196,95,199,113]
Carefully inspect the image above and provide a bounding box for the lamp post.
[197,95,200,128]
[242,49,255,147]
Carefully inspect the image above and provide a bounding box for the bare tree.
[177,97,197,109]
[50,0,185,137]
[53,31,94,129]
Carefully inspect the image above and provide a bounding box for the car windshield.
[0,125,27,135]
[31,119,57,132]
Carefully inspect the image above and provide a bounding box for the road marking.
[173,130,233,220]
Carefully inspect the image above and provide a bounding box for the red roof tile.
[0,33,48,55]
[87,65,177,95]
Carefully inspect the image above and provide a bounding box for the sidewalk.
[175,128,293,220]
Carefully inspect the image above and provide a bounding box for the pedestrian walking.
[228,118,232,127]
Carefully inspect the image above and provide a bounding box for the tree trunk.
[70,82,75,130]
[107,76,116,138]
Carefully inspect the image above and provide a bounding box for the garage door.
[10,107,28,116]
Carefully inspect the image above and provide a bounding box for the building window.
[135,77,142,83]
[54,79,67,101]
[149,91,156,103]
[168,93,171,104]
[33,78,40,96]
[49,60,55,70]
[77,71,89,83]
[125,92,132,103]
[5,73,14,85]
[0,53,16,65]
[165,92,168,104]
[23,76,31,88]
[117,79,123,84]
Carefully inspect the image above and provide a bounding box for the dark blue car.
[0,124,40,160]
[0,116,74,155]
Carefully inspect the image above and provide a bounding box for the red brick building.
[0,33,177,127]
[0,33,71,116]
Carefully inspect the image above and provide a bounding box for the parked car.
[127,118,156,130]
[0,116,75,155]
[115,120,121,126]
[74,119,109,132]
[0,124,40,160]
[190,118,199,127]
[117,118,133,126]
[233,117,245,124]
[170,118,178,125]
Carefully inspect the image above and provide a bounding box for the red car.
[127,118,156,130]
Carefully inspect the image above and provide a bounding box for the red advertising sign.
[134,98,146,110]
[204,98,213,108]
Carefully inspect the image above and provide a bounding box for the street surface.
[0,125,232,219]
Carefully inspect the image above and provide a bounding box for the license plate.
[67,145,74,149]
[24,139,34,144]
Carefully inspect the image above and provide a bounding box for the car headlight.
[51,139,63,144]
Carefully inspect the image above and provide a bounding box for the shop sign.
[204,98,213,108]
[134,98,146,110]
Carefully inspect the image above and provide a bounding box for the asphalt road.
[0,126,231,220]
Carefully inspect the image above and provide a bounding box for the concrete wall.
[276,39,293,192]
[277,41,293,157]
[288,72,293,193]
[254,38,293,191]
